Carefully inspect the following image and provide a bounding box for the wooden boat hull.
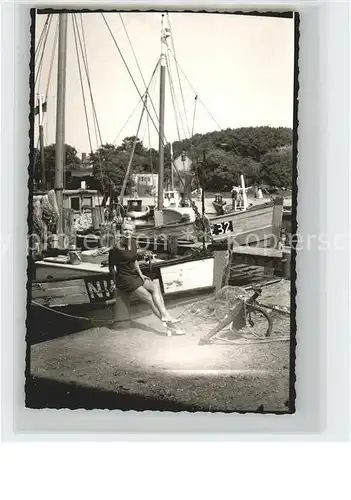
[161,207,195,224]
[31,198,284,325]
[126,206,150,219]
[136,200,275,243]
[31,247,288,324]
[31,254,216,309]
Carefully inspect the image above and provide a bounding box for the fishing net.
[212,286,250,321]
[41,190,59,227]
[179,286,250,328]
[32,199,46,236]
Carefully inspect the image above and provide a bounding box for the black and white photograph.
[26,9,297,413]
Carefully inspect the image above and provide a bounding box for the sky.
[34,12,295,156]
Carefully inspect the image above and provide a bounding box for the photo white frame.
[1,0,349,441]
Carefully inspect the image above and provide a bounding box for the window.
[83,197,93,207]
[70,197,80,211]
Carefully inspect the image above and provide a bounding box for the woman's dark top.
[108,237,143,293]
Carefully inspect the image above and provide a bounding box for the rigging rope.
[78,13,101,153]
[73,14,103,148]
[44,17,59,104]
[113,58,159,146]
[72,16,93,154]
[35,14,53,89]
[72,14,107,202]
[119,13,161,137]
[191,95,198,137]
[119,60,160,200]
[165,54,183,142]
[119,94,149,202]
[102,14,187,192]
[146,97,155,188]
[166,13,191,137]
[35,13,51,59]
[167,46,222,131]
[31,300,115,323]
[101,13,170,150]
[34,14,57,180]
[113,98,144,145]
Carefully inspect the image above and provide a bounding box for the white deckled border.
[1,0,349,441]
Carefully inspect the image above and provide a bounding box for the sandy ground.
[28,281,293,413]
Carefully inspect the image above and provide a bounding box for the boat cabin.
[126,198,142,213]
[214,193,225,205]
[163,190,182,208]
[63,188,101,213]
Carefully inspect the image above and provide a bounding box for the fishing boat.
[30,13,285,324]
[125,198,150,219]
[30,14,214,317]
[161,188,195,223]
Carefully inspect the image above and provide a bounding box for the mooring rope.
[31,300,115,324]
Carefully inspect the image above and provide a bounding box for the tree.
[200,149,241,191]
[33,144,81,189]
[89,139,157,201]
[238,157,261,185]
[173,126,292,163]
[260,145,293,188]
[119,136,146,156]
[90,143,128,196]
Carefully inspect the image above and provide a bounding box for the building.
[131,173,158,197]
[69,152,93,179]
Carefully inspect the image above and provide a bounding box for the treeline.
[33,126,293,193]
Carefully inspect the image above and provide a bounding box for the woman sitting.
[108,220,185,335]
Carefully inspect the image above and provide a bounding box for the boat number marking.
[211,220,234,236]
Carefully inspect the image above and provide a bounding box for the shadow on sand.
[25,375,205,412]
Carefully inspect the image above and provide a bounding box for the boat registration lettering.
[211,220,234,236]
[85,278,114,302]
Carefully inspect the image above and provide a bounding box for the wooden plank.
[265,197,284,276]
[282,249,291,279]
[33,278,86,289]
[34,262,109,282]
[211,225,273,246]
[33,294,90,307]
[36,260,108,273]
[31,284,88,298]
[270,197,284,247]
[231,246,283,258]
[213,250,230,291]
[231,253,278,269]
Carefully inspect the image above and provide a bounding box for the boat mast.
[157,15,169,209]
[170,142,174,190]
[37,94,46,190]
[54,13,68,239]
[119,95,148,205]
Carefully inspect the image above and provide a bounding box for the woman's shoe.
[162,321,186,336]
[162,317,181,324]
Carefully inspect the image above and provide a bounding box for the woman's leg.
[132,286,162,320]
[142,279,175,321]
